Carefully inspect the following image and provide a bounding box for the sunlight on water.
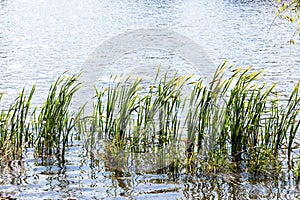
[0,0,299,199]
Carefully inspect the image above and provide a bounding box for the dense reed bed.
[88,61,300,176]
[0,62,299,179]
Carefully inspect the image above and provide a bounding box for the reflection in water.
[0,0,300,199]
[0,137,298,199]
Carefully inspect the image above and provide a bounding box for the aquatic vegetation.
[0,61,299,179]
[0,86,35,159]
[0,73,80,162]
[34,73,81,161]
[92,71,190,152]
[294,159,300,179]
[88,61,300,176]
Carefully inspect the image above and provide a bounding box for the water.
[0,140,298,199]
[1,0,299,106]
[0,0,300,199]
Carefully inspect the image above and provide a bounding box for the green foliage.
[0,86,35,159]
[0,63,299,177]
[88,61,300,175]
[185,62,229,158]
[275,0,300,43]
[0,73,80,162]
[293,159,300,179]
[93,72,190,152]
[34,73,81,161]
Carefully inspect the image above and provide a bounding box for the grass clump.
[0,72,80,163]
[0,86,35,159]
[34,73,81,161]
[92,71,190,153]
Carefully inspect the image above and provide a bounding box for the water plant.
[92,71,190,153]
[293,159,300,180]
[0,72,81,163]
[87,61,300,176]
[0,86,35,159]
[0,61,299,179]
[185,62,230,159]
[34,73,81,161]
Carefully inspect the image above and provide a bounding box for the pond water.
[0,0,300,199]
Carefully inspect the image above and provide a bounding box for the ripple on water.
[0,0,300,199]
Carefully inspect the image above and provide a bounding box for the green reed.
[0,61,299,176]
[185,62,230,158]
[0,86,35,159]
[34,73,80,161]
[154,73,190,146]
[294,159,300,179]
[85,62,300,175]
[207,65,296,173]
[92,72,190,152]
[0,73,80,161]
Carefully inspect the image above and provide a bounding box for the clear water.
[0,0,299,199]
